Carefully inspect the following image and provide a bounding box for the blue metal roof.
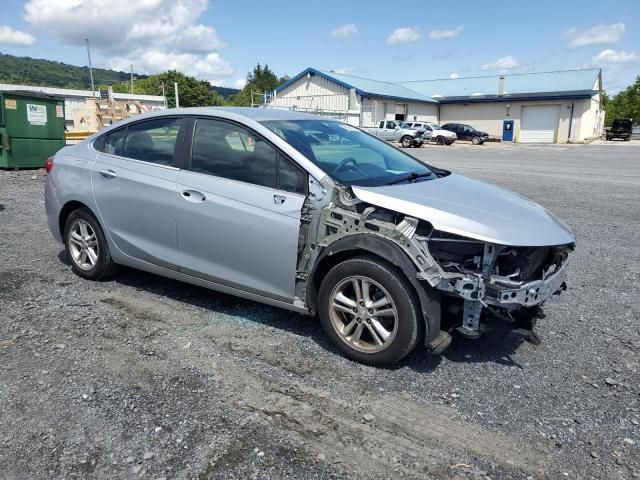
[275,67,438,104]
[397,69,601,100]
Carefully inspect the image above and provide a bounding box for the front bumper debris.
[486,262,568,308]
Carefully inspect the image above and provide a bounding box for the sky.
[0,0,638,93]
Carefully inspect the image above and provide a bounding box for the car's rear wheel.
[318,256,422,365]
[401,136,413,148]
[64,208,116,280]
[471,135,482,145]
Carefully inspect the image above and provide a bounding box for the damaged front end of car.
[296,177,575,352]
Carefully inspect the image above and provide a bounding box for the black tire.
[436,136,445,145]
[64,208,117,280]
[400,136,413,148]
[318,255,422,365]
[471,136,481,145]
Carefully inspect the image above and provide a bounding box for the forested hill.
[0,52,239,98]
[0,52,134,89]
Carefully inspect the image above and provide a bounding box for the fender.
[310,233,441,343]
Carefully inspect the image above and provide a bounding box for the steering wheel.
[331,157,363,176]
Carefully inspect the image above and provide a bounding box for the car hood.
[433,129,456,137]
[351,174,575,246]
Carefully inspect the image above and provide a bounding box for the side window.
[103,128,126,156]
[191,118,277,189]
[379,121,384,128]
[386,121,396,129]
[122,117,181,166]
[278,155,306,194]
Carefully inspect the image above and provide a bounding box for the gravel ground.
[1,142,639,479]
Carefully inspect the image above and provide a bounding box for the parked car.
[441,123,489,144]
[605,118,633,141]
[362,120,424,148]
[406,122,456,145]
[45,108,574,365]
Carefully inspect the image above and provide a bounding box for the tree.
[604,76,640,126]
[228,63,286,106]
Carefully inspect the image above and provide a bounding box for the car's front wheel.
[64,208,116,280]
[400,136,413,148]
[318,256,422,365]
[471,135,482,145]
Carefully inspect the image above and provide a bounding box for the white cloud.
[429,26,463,40]
[449,73,459,79]
[23,0,234,84]
[0,25,36,46]
[386,27,421,45]
[565,23,625,48]
[333,67,355,75]
[481,55,520,71]
[592,49,638,65]
[110,51,233,86]
[330,23,358,40]
[233,78,247,89]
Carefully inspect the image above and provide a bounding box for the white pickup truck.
[406,122,457,145]
[362,120,425,148]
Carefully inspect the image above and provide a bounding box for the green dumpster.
[0,91,66,169]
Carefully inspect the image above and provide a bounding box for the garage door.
[520,105,561,143]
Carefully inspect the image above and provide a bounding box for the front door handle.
[99,169,117,179]
[181,190,206,202]
[273,194,286,205]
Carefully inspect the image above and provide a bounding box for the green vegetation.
[228,63,289,106]
[604,76,640,126]
[103,70,225,107]
[0,52,134,89]
[0,52,291,107]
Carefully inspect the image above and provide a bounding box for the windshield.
[260,119,437,187]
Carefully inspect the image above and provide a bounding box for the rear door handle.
[99,169,117,179]
[273,194,286,205]
[181,190,206,202]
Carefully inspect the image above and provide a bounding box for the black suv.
[441,123,489,145]
[606,118,633,141]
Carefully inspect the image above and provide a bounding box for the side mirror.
[395,125,399,130]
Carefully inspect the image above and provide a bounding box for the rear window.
[612,119,632,128]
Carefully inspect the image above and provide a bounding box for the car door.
[421,124,433,140]
[384,121,398,140]
[461,125,473,141]
[92,117,184,270]
[175,117,308,302]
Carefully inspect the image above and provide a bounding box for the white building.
[270,68,604,143]
[270,68,439,127]
[0,83,166,131]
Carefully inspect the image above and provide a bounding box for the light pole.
[85,38,95,97]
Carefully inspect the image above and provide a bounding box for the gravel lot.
[1,142,639,479]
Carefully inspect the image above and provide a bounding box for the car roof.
[102,106,329,127]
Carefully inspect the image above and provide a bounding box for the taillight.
[45,156,54,173]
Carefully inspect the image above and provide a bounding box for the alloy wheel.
[68,219,99,270]
[328,276,399,353]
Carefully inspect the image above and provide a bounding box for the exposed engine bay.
[296,180,574,348]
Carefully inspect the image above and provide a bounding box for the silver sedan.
[45,107,574,365]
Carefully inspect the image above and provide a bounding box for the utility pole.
[174,82,179,108]
[85,38,95,97]
[130,64,134,94]
[160,82,167,108]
